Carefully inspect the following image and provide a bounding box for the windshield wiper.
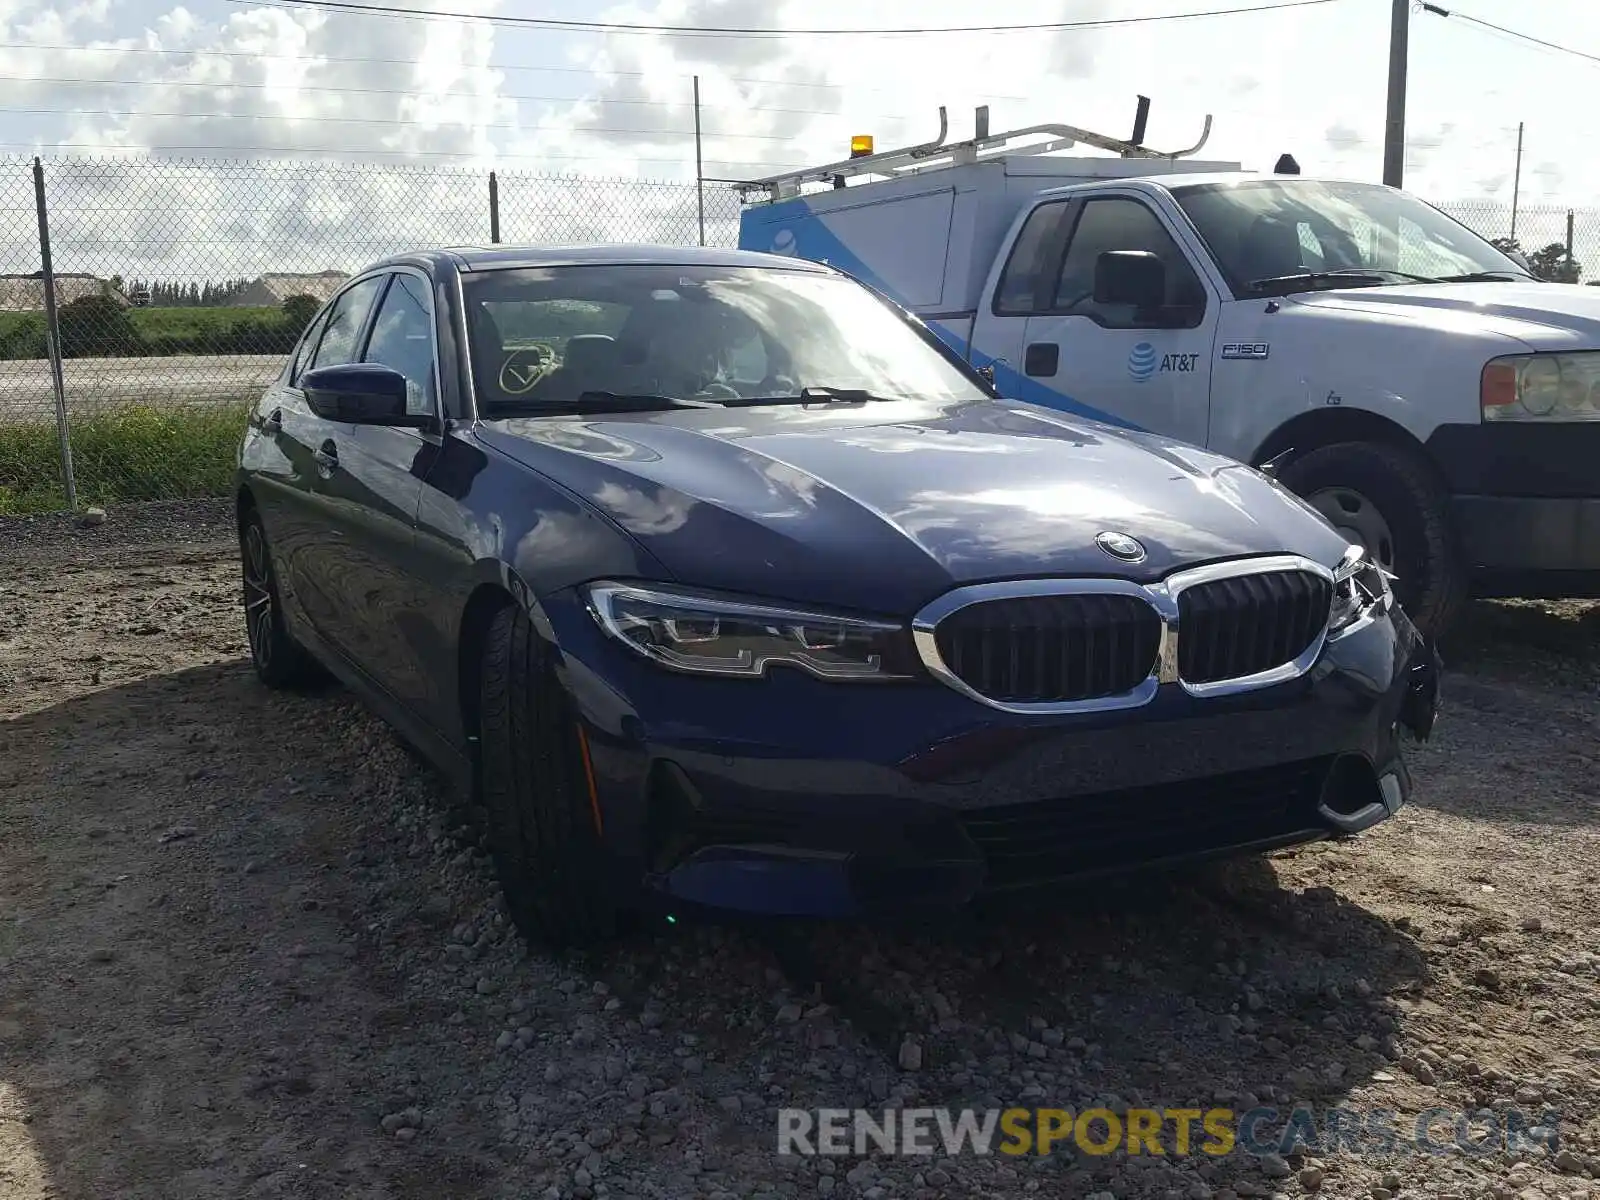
[717,385,908,409]
[485,391,723,416]
[1432,270,1535,283]
[1243,269,1434,295]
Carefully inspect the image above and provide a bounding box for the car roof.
[362,244,834,276]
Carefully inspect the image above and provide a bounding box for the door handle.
[1024,342,1060,378]
[262,408,282,435]
[314,441,339,476]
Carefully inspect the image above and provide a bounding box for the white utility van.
[735,102,1600,637]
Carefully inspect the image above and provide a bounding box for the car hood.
[475,398,1349,614]
[1291,281,1600,350]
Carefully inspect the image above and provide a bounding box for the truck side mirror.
[1094,250,1166,310]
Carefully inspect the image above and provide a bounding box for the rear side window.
[993,201,1070,315]
[309,276,385,371]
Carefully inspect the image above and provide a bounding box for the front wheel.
[478,604,622,951]
[1276,441,1468,639]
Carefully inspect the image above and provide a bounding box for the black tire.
[478,604,620,950]
[1276,440,1468,639]
[240,506,322,688]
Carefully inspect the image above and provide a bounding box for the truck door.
[1013,194,1215,446]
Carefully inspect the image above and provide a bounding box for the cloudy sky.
[1,0,1597,278]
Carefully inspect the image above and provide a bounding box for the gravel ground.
[2,504,1599,1200]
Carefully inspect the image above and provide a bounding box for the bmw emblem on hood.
[1096,531,1146,562]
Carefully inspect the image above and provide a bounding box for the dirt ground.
[3,504,1600,1200]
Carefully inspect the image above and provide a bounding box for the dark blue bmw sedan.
[236,244,1440,948]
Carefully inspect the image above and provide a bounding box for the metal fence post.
[489,171,501,244]
[32,156,77,511]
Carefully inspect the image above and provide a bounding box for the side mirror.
[1507,248,1534,273]
[1094,250,1167,310]
[301,363,427,426]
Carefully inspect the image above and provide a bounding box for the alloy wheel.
[243,523,275,671]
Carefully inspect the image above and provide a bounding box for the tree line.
[113,276,259,306]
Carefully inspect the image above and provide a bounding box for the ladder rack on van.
[737,98,1214,202]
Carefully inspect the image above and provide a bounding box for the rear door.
[1017,193,1216,445]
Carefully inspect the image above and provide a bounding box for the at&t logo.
[1127,342,1158,382]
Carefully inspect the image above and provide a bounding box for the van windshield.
[1170,179,1532,295]
[462,263,989,414]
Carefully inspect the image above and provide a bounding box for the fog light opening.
[1318,754,1382,819]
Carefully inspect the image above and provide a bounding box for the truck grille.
[932,593,1161,704]
[960,756,1332,890]
[1177,569,1332,685]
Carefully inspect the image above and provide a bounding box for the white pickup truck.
[735,104,1600,637]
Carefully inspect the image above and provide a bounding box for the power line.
[0,141,789,168]
[1420,4,1600,68]
[0,41,1081,108]
[1,74,920,122]
[0,105,804,141]
[220,0,1343,38]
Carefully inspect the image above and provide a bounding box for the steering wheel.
[498,344,555,395]
[693,381,741,401]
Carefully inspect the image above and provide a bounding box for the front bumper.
[546,592,1442,919]
[1451,495,1600,596]
[1426,421,1600,595]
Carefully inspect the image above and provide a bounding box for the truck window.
[993,201,1071,316]
[1051,197,1206,329]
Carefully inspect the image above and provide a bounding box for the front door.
[300,271,442,711]
[1016,193,1216,447]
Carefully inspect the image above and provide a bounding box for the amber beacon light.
[849,135,874,158]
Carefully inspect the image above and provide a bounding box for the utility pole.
[692,75,706,247]
[1383,0,1409,188]
[1510,122,1524,242]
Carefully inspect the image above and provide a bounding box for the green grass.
[0,305,301,360]
[0,306,281,339]
[0,403,249,513]
[128,306,282,338]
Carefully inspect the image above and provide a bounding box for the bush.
[282,293,321,334]
[58,294,143,358]
[0,313,46,360]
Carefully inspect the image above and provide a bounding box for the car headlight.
[1481,352,1600,421]
[584,582,918,680]
[1329,545,1394,637]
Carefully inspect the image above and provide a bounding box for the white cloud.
[0,0,1598,281]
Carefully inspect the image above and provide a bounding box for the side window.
[309,275,385,371]
[1052,197,1206,329]
[363,273,437,417]
[993,201,1070,315]
[289,309,329,384]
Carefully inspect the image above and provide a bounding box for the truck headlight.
[585,582,917,680]
[1329,545,1393,638]
[1481,352,1600,421]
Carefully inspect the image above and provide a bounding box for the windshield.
[462,263,989,414]
[1169,179,1530,294]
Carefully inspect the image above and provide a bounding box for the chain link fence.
[0,154,743,513]
[0,152,1592,513]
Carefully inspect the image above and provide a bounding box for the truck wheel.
[1276,441,1467,639]
[478,604,621,951]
